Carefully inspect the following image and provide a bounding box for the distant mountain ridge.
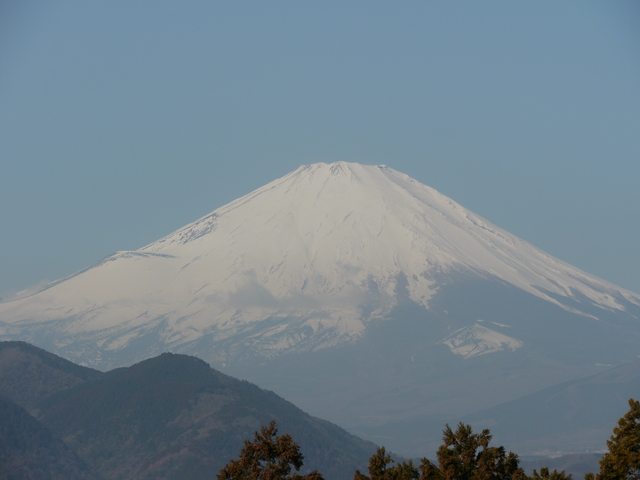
[1,162,639,457]
[461,357,640,455]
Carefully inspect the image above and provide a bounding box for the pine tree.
[420,423,526,480]
[217,421,324,480]
[354,446,419,480]
[358,423,526,480]
[585,399,640,480]
[531,467,572,480]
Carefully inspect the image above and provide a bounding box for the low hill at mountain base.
[0,341,102,414]
[0,341,376,480]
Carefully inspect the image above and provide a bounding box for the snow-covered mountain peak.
[1,162,639,369]
[139,161,638,314]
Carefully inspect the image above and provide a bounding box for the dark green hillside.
[37,353,376,480]
[0,395,101,480]
[0,341,103,413]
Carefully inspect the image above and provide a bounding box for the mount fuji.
[1,162,639,455]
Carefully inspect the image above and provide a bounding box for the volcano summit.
[1,162,639,455]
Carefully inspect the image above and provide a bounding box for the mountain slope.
[36,352,376,480]
[0,395,101,480]
[351,355,640,458]
[461,358,640,455]
[0,341,103,414]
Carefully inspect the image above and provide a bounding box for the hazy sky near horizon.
[1,1,639,298]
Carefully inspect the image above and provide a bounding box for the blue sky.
[1,1,639,298]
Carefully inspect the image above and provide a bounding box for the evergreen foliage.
[530,467,572,480]
[217,421,324,480]
[585,399,640,480]
[355,423,528,480]
[353,446,419,480]
[421,423,526,480]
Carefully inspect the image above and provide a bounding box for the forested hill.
[0,395,101,479]
[0,341,376,480]
[0,341,103,413]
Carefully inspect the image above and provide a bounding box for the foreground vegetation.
[220,399,640,480]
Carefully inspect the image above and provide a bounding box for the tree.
[530,467,572,480]
[354,446,419,480]
[585,399,640,480]
[419,423,525,480]
[217,421,324,480]
[357,423,526,480]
